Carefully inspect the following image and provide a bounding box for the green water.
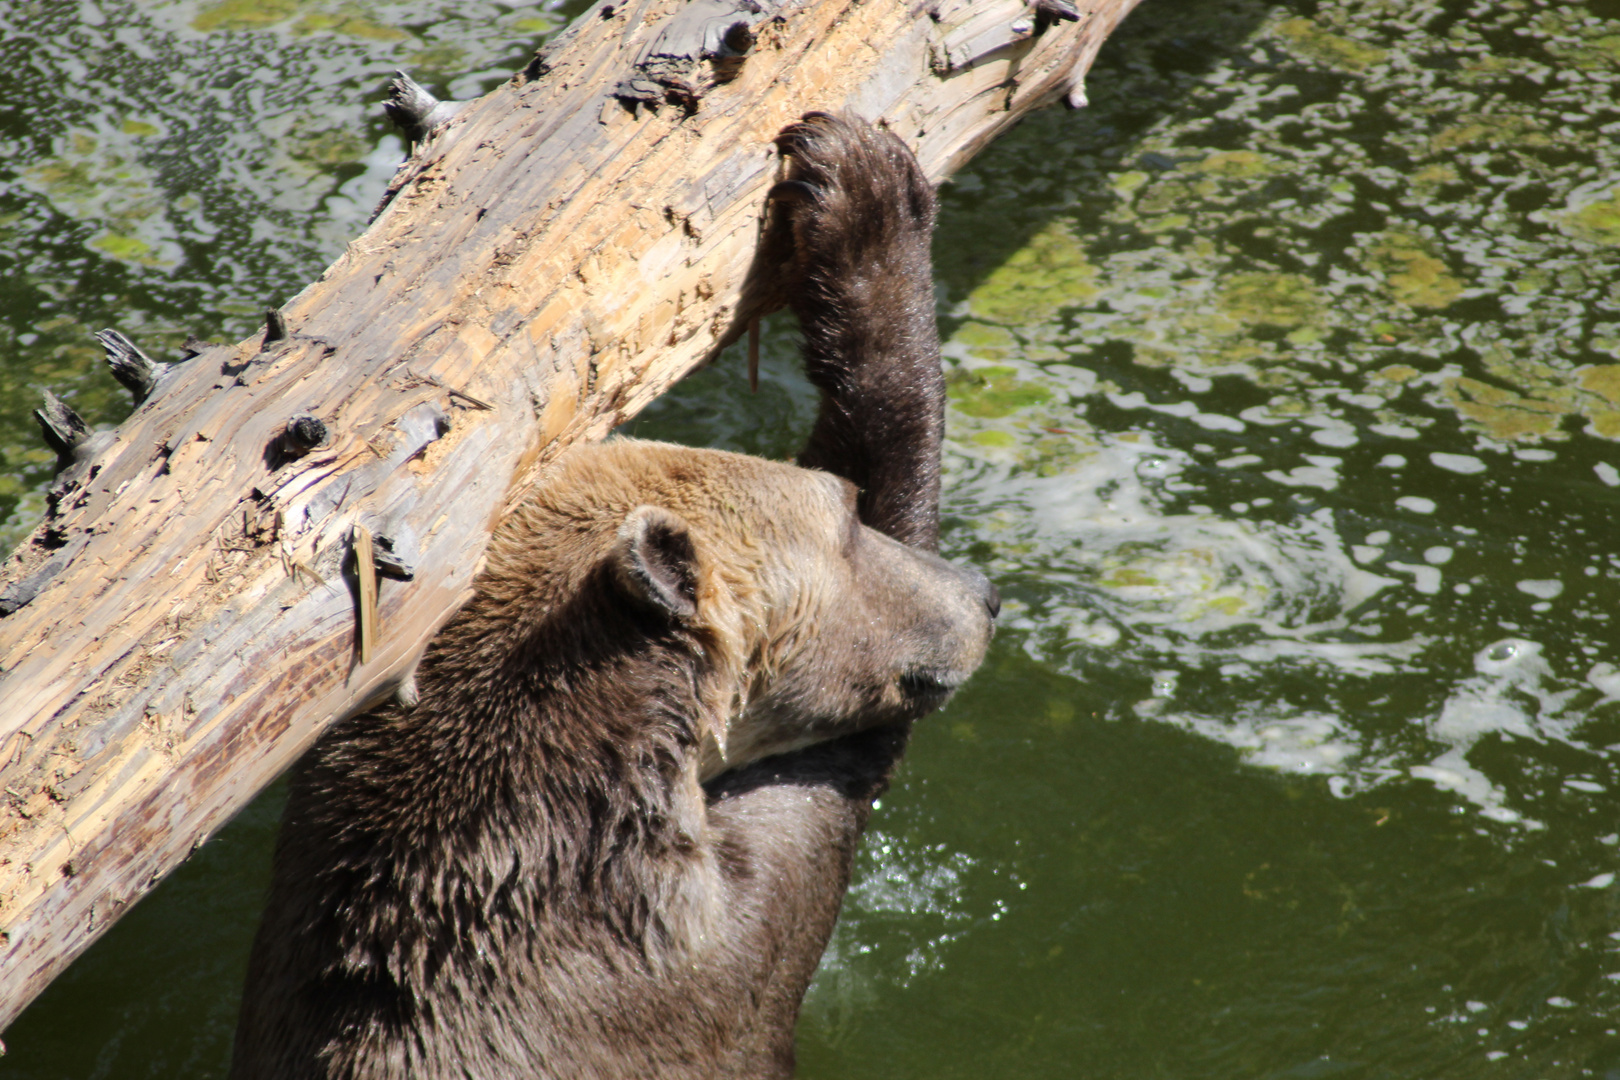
[7,0,1620,1075]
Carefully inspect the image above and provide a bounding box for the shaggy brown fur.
[231,114,993,1080]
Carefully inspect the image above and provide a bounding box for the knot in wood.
[285,415,328,453]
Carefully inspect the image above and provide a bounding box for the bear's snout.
[888,547,996,704]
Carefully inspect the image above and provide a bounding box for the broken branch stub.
[383,71,468,147]
[0,0,1147,1029]
[31,391,89,470]
[96,330,173,407]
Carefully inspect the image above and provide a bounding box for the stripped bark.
[0,0,1144,1028]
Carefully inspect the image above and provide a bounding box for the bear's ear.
[612,505,700,619]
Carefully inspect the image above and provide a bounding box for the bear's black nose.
[984,580,1001,620]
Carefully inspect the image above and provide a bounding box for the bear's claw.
[770,112,936,288]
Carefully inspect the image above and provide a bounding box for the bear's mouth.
[899,667,967,709]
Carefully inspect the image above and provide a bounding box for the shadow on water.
[931,0,1278,312]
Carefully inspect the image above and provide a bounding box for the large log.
[0,0,1143,1028]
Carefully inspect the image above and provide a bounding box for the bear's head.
[480,438,997,778]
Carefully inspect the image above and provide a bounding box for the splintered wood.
[0,0,1146,1028]
[354,526,378,665]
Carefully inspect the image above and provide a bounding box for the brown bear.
[230,113,998,1080]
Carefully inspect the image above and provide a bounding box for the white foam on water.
[934,343,1612,833]
[1388,562,1443,595]
[1400,639,1591,825]
[942,428,1445,795]
[808,828,981,1003]
[1159,710,1364,777]
[1431,453,1487,474]
[1589,662,1620,698]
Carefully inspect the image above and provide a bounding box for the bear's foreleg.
[773,112,945,552]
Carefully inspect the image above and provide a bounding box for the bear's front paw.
[770,112,936,287]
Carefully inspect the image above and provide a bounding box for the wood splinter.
[350,525,415,664]
[445,386,493,411]
[402,369,494,410]
[353,524,378,664]
[371,533,418,581]
[286,557,326,590]
[1035,0,1082,24]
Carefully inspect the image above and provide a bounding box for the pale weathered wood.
[0,0,1144,1027]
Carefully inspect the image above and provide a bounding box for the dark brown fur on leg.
[773,112,945,552]
[702,722,910,1074]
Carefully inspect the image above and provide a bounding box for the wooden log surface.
[0,0,1144,1028]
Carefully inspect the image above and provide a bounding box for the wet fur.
[232,114,974,1080]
